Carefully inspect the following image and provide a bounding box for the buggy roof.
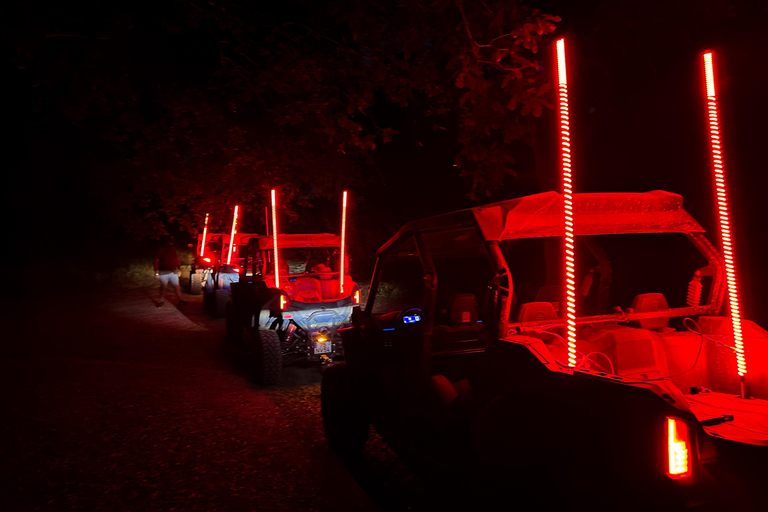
[379,191,704,255]
[199,232,268,245]
[247,233,341,250]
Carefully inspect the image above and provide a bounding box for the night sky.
[541,0,768,325]
[6,0,768,323]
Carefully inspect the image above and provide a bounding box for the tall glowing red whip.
[271,190,280,287]
[226,205,239,265]
[339,191,348,296]
[200,213,209,257]
[703,51,747,388]
[556,38,578,368]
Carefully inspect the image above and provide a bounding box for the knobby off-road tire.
[243,327,281,385]
[257,329,282,385]
[190,273,203,295]
[321,363,369,456]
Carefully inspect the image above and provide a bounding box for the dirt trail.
[1,286,385,512]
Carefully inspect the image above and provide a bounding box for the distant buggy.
[226,233,360,384]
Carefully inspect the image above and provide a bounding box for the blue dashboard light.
[403,315,421,324]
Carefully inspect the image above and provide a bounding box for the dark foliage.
[10,0,558,239]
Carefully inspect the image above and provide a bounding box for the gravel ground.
[0,286,427,512]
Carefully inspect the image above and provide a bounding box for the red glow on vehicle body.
[557,38,578,367]
[340,190,348,297]
[703,51,746,377]
[226,206,239,265]
[200,213,209,257]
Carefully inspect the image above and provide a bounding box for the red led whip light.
[703,51,746,380]
[226,205,239,265]
[271,190,280,287]
[557,38,578,368]
[200,213,209,257]
[339,191,348,297]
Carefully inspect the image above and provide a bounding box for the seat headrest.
[516,302,558,323]
[315,264,333,279]
[631,293,670,330]
[449,294,478,326]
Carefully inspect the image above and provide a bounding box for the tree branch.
[454,0,479,56]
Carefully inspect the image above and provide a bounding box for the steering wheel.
[489,271,511,296]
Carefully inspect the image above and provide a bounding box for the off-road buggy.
[193,232,262,317]
[226,233,360,384]
[322,191,768,511]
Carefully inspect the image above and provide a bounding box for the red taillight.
[666,417,692,479]
[279,295,288,310]
[353,290,360,304]
[234,267,240,273]
[203,257,211,263]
